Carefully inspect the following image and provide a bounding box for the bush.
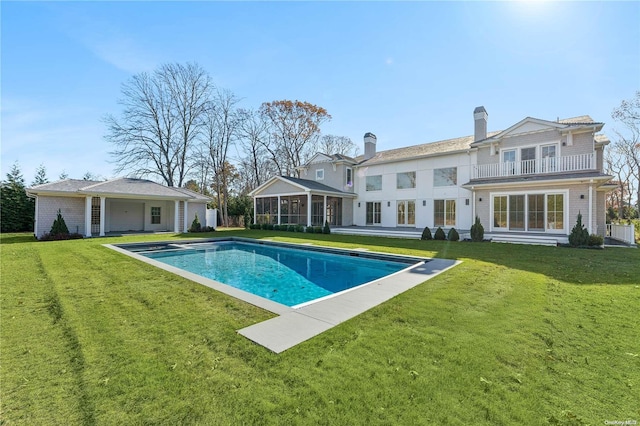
[273,224,280,231]
[288,225,296,232]
[39,232,83,241]
[470,216,484,242]
[266,223,274,230]
[50,209,70,236]
[434,227,446,240]
[447,227,460,242]
[588,234,604,247]
[296,225,305,232]
[421,227,432,240]
[313,226,323,233]
[323,221,331,234]
[189,214,202,233]
[569,212,589,247]
[306,226,314,233]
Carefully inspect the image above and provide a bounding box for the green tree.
[0,162,34,232]
[31,164,49,186]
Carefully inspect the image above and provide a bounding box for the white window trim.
[500,141,561,163]
[365,175,383,192]
[345,167,353,187]
[433,167,457,187]
[433,199,456,227]
[316,169,324,181]
[489,189,569,234]
[396,171,417,190]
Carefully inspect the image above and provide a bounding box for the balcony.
[471,153,596,180]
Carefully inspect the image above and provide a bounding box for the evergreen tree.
[31,164,49,186]
[0,162,34,232]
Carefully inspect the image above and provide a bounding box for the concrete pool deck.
[106,239,460,354]
[237,257,460,353]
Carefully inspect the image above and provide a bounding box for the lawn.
[1,230,638,425]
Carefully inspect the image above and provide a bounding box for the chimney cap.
[473,106,487,114]
[364,132,377,139]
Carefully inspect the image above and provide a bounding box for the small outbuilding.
[27,178,212,239]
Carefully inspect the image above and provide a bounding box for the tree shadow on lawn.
[0,233,37,245]
[177,230,640,287]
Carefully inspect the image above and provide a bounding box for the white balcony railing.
[606,223,636,246]
[472,153,596,179]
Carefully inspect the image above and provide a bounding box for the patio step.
[332,228,422,239]
[490,234,559,246]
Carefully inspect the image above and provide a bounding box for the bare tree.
[203,89,241,226]
[236,108,277,190]
[319,134,358,157]
[104,62,212,187]
[611,91,640,214]
[259,100,331,176]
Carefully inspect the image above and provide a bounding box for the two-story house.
[249,107,614,244]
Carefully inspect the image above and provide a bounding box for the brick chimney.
[364,132,377,160]
[474,106,488,142]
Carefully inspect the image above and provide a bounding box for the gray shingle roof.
[27,178,212,201]
[279,176,353,195]
[463,170,612,187]
[357,131,502,165]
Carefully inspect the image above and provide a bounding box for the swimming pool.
[114,238,424,308]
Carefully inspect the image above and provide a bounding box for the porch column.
[253,197,257,224]
[99,197,106,237]
[277,195,281,225]
[183,201,189,232]
[84,196,92,238]
[174,200,180,233]
[307,192,312,227]
[323,195,327,226]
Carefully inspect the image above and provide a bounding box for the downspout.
[26,192,38,238]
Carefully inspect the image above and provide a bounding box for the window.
[346,167,353,187]
[434,199,456,226]
[509,195,525,230]
[397,200,415,226]
[541,144,557,172]
[434,167,457,187]
[547,194,564,230]
[151,207,161,224]
[502,150,516,175]
[528,194,545,231]
[521,147,536,174]
[492,193,565,232]
[316,169,324,180]
[366,202,381,225]
[366,175,382,191]
[396,172,416,189]
[493,196,508,228]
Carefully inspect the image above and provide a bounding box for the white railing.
[472,153,596,179]
[606,223,636,246]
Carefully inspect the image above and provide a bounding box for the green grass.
[1,230,639,425]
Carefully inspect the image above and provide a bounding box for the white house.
[250,107,616,244]
[27,178,212,239]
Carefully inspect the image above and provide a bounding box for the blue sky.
[2,1,639,183]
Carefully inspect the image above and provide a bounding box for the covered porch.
[250,176,356,228]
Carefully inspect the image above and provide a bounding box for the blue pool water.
[140,241,412,307]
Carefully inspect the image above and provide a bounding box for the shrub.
[447,227,460,241]
[421,227,432,240]
[273,224,280,231]
[470,216,484,242]
[306,226,314,233]
[434,227,446,240]
[588,234,604,247]
[569,212,589,247]
[39,232,83,241]
[296,225,305,232]
[313,226,323,233]
[288,225,296,232]
[189,214,202,233]
[50,209,69,236]
[323,221,331,234]
[266,223,274,230]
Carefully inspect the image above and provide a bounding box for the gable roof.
[356,132,501,166]
[249,175,356,197]
[27,178,212,202]
[471,115,604,147]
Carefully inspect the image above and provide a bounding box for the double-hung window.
[151,207,161,224]
[434,200,456,226]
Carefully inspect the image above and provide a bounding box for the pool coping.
[105,237,461,353]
